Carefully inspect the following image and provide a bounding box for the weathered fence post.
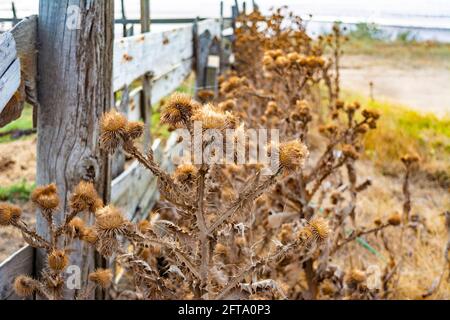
[37,1,114,299]
[141,0,153,150]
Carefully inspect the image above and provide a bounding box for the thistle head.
[388,212,402,226]
[69,181,103,213]
[0,202,22,226]
[161,93,199,128]
[192,103,238,130]
[47,250,69,271]
[342,144,359,160]
[89,269,113,289]
[278,140,309,172]
[67,217,86,238]
[31,184,60,212]
[401,153,420,168]
[14,275,38,298]
[173,164,198,184]
[81,227,98,244]
[100,110,128,153]
[124,121,145,140]
[308,218,330,243]
[346,269,366,286]
[95,205,128,235]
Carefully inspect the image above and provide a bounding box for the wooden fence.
[0,10,225,299]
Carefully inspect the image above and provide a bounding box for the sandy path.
[341,55,450,118]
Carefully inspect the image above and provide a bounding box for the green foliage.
[348,23,386,41]
[0,180,36,202]
[0,105,34,143]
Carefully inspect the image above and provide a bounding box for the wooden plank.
[0,59,20,115]
[0,246,34,300]
[194,19,222,95]
[0,16,39,128]
[151,58,193,103]
[197,19,222,39]
[10,16,39,108]
[113,25,194,92]
[37,1,114,299]
[0,32,17,77]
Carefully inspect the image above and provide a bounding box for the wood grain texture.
[0,16,38,127]
[113,24,194,92]
[0,59,20,115]
[10,16,39,108]
[0,246,34,300]
[37,1,114,299]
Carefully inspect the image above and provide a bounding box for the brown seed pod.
[278,140,309,171]
[161,93,199,128]
[81,227,98,244]
[125,121,145,140]
[89,269,113,289]
[95,205,128,234]
[14,275,38,298]
[173,164,198,184]
[388,212,402,226]
[67,217,86,238]
[0,202,22,226]
[31,184,60,212]
[48,250,69,271]
[100,110,128,153]
[308,218,330,242]
[69,181,103,213]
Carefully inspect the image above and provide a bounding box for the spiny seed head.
[31,184,60,211]
[214,243,230,256]
[81,227,98,244]
[197,90,215,103]
[192,103,237,130]
[161,93,199,128]
[0,202,22,226]
[138,220,152,234]
[14,275,37,298]
[362,109,381,120]
[70,181,103,213]
[68,217,85,237]
[308,218,330,242]
[401,153,420,167]
[275,56,289,68]
[173,164,198,184]
[218,99,237,112]
[342,144,359,160]
[100,110,128,153]
[89,269,113,289]
[124,121,145,140]
[95,205,128,232]
[388,212,402,226]
[347,269,366,284]
[48,250,69,271]
[278,140,309,171]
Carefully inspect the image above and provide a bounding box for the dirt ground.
[341,55,450,118]
[0,138,36,186]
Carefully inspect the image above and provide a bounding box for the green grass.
[0,180,35,202]
[0,105,34,143]
[342,91,450,178]
[151,74,195,140]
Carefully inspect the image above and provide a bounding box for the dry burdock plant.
[0,182,113,300]
[2,7,448,300]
